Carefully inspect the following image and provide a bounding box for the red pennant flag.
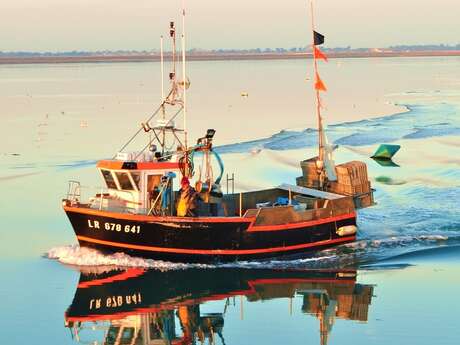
[314,45,328,62]
[315,73,327,92]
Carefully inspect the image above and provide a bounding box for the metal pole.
[160,35,167,156]
[99,188,103,210]
[181,0,188,151]
[170,179,174,216]
[309,0,324,162]
[239,192,242,217]
[160,36,165,107]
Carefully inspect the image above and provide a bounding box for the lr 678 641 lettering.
[88,220,141,234]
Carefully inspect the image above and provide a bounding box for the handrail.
[66,180,81,204]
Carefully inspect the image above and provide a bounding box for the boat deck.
[65,186,356,227]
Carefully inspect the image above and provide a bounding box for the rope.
[178,153,194,178]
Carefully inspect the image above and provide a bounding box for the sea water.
[0,57,459,344]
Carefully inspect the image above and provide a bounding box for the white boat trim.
[278,183,344,200]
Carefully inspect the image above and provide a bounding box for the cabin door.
[145,174,162,214]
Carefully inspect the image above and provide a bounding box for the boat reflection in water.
[65,268,374,345]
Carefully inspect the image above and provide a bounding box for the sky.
[1,0,459,52]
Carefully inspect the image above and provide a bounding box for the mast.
[181,0,190,177]
[181,0,188,152]
[310,0,324,163]
[116,8,189,161]
[160,35,166,154]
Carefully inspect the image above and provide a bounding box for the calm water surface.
[0,57,459,344]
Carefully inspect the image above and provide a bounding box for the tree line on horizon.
[1,44,460,57]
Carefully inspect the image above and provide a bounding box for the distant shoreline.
[1,50,460,65]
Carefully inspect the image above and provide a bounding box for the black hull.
[64,206,356,263]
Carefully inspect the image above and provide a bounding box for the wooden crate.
[296,176,320,188]
[335,161,368,182]
[337,294,353,314]
[328,182,360,196]
[362,181,371,193]
[336,174,363,186]
[301,165,319,179]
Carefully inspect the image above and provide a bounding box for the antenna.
[170,21,176,84]
[181,0,188,152]
[160,35,165,117]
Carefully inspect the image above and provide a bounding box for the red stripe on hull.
[77,235,355,256]
[78,268,146,289]
[247,212,356,232]
[248,277,356,287]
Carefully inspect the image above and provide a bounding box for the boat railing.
[65,181,136,213]
[65,180,103,206]
[66,180,81,205]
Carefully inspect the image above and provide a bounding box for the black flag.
[313,31,325,45]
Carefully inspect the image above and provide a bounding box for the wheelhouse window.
[115,172,135,191]
[101,169,117,189]
[131,172,141,190]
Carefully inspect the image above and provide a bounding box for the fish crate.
[328,181,362,196]
[335,161,368,183]
[300,159,319,178]
[296,176,320,189]
[336,174,363,186]
[362,181,371,193]
[350,298,370,321]
[337,294,353,314]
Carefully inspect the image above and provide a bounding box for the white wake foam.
[46,245,211,271]
[45,245,335,270]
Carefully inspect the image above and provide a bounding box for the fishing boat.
[64,267,374,345]
[62,2,374,263]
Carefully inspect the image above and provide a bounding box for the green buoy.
[371,144,401,160]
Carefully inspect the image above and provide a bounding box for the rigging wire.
[133,106,185,161]
[113,85,180,159]
[113,102,164,158]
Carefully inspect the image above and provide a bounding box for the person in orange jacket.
[176,177,200,217]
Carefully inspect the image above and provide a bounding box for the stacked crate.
[296,159,374,208]
[336,285,374,321]
[336,294,353,318]
[328,161,373,207]
[296,158,320,188]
